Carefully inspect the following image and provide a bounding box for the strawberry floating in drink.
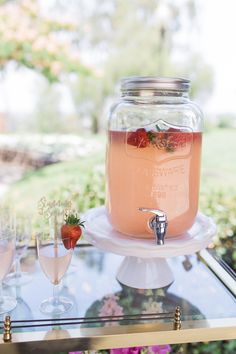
[127,128,150,148]
[61,214,85,249]
[166,127,192,151]
[127,126,192,152]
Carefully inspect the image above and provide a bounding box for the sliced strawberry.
[127,128,149,148]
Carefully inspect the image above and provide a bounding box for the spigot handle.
[139,207,168,245]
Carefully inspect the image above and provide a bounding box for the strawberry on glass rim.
[61,214,85,249]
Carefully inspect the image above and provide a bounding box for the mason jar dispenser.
[106,77,203,244]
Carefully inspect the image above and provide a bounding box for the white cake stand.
[83,206,217,289]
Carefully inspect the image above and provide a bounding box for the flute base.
[0,296,17,315]
[40,296,73,315]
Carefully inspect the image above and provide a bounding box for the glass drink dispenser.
[106,77,203,244]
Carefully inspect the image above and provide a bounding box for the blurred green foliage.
[67,0,213,133]
[201,129,236,194]
[4,153,105,215]
[200,192,236,271]
[217,114,236,129]
[185,340,236,354]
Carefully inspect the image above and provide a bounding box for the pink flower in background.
[69,344,171,354]
[110,345,171,354]
[110,347,142,354]
[142,298,163,315]
[148,344,172,353]
[98,294,124,326]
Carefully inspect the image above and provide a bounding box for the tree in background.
[0,0,213,133]
[68,0,213,132]
[0,0,90,82]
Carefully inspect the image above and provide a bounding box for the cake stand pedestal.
[83,206,217,289]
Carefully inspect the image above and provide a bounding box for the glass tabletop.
[0,245,235,350]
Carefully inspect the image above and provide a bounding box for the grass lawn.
[4,153,105,214]
[201,128,236,194]
[4,128,236,214]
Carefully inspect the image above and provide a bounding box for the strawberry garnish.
[127,128,149,148]
[61,214,85,249]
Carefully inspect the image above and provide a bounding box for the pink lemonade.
[39,244,72,285]
[106,130,202,238]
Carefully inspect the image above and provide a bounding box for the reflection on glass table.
[11,286,33,329]
[0,245,235,352]
[0,246,235,324]
[80,248,236,326]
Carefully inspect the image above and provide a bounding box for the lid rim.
[121,76,190,92]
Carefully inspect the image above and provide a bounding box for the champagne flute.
[0,227,17,314]
[4,216,32,286]
[37,220,74,315]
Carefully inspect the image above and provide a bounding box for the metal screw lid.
[121,76,190,93]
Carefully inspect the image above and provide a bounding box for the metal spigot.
[139,207,168,245]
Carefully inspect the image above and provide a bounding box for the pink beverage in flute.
[106,129,202,238]
[39,244,72,284]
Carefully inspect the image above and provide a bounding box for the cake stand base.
[117,256,174,288]
[83,206,217,289]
